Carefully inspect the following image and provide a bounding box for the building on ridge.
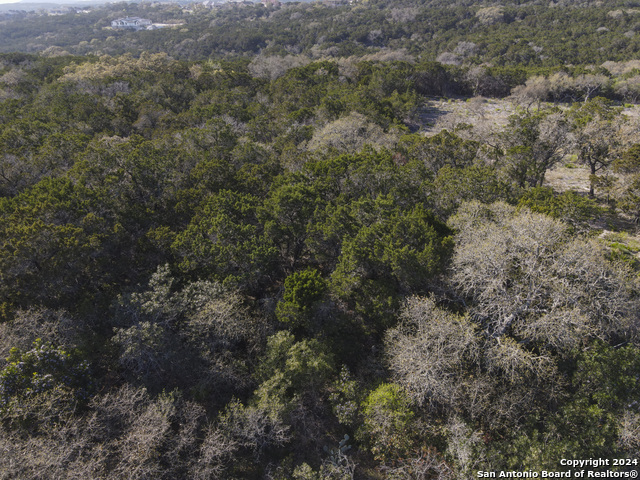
[111,17,153,29]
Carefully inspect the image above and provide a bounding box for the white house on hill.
[111,17,152,29]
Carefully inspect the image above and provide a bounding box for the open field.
[419,96,517,134]
[419,96,640,195]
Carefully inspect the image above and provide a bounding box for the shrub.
[0,339,92,413]
[357,383,416,463]
[276,268,327,331]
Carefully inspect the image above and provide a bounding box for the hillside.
[1,1,640,478]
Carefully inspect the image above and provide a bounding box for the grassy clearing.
[419,96,517,134]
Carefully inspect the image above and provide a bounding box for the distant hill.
[0,0,116,13]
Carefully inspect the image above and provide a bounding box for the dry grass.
[416,97,640,236]
[419,96,517,135]
[420,97,640,142]
[544,164,592,193]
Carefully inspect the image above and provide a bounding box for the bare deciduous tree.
[385,296,483,413]
[449,201,638,346]
[449,201,568,338]
[0,308,83,360]
[381,447,454,480]
[248,55,311,81]
[386,294,563,429]
[618,410,640,454]
[445,417,486,480]
[307,112,396,152]
[218,399,290,460]
[191,426,238,480]
[0,384,208,480]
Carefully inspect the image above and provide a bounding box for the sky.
[0,0,24,4]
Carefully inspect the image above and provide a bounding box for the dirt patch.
[418,98,640,141]
[544,165,592,193]
[418,96,518,135]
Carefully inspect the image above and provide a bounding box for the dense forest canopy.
[1,0,640,478]
[3,0,640,65]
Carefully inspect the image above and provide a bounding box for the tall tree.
[499,107,568,188]
[569,98,625,197]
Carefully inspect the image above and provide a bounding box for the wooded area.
[1,0,640,478]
